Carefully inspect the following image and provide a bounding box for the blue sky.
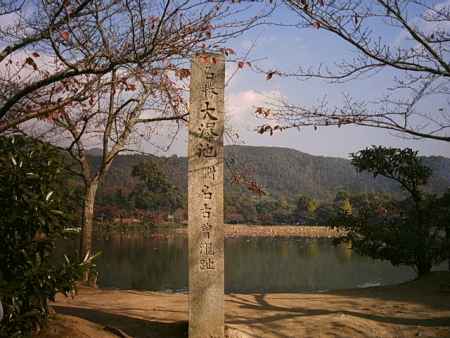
[2,0,447,159]
[147,1,450,159]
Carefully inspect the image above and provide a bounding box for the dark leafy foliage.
[131,160,182,213]
[351,147,432,200]
[0,136,91,337]
[333,146,449,277]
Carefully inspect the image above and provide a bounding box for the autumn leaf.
[266,71,278,80]
[237,61,245,69]
[200,55,210,64]
[60,31,70,41]
[301,0,309,10]
[232,174,241,184]
[313,21,321,29]
[247,181,266,196]
[257,125,273,135]
[255,107,271,117]
[25,57,38,71]
[46,110,63,122]
[32,52,40,58]
[220,47,235,56]
[201,23,214,32]
[176,68,191,80]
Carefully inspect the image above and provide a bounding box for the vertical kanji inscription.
[188,53,225,338]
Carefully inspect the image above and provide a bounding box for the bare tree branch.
[256,0,450,142]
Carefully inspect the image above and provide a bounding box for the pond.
[57,234,443,293]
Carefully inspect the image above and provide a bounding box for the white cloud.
[226,89,283,124]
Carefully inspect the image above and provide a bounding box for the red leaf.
[258,125,273,135]
[202,23,214,31]
[255,107,271,117]
[227,48,235,55]
[25,57,38,71]
[266,71,277,80]
[220,48,235,56]
[237,61,245,69]
[46,110,63,122]
[176,68,191,79]
[200,55,209,64]
[313,21,321,29]
[301,0,309,10]
[32,52,40,58]
[60,31,70,41]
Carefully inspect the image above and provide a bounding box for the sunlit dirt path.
[43,272,450,338]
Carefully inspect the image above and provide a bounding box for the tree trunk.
[80,179,99,285]
[447,225,450,272]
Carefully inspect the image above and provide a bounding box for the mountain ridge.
[93,145,450,203]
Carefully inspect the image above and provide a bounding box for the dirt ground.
[43,271,450,338]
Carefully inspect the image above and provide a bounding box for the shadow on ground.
[50,272,450,338]
[53,306,188,338]
[227,293,450,327]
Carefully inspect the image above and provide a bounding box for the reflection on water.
[57,235,419,292]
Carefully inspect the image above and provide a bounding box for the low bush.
[0,136,93,337]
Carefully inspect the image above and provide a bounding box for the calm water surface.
[59,234,426,292]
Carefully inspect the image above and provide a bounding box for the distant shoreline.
[173,224,342,238]
[92,224,344,238]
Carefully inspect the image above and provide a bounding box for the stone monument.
[188,52,225,338]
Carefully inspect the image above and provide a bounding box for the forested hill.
[94,145,450,203]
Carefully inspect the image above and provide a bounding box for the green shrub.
[0,136,92,337]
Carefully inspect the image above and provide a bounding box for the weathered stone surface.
[188,53,225,338]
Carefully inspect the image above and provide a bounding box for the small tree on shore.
[131,159,182,215]
[332,146,448,277]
